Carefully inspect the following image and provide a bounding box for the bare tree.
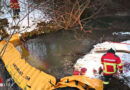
[35,0,107,32]
[0,0,107,40]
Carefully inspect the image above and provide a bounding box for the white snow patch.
[113,32,130,35]
[74,40,130,87]
[0,0,51,34]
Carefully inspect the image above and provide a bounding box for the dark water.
[20,31,98,79]
[87,16,130,29]
[16,16,130,90]
[19,29,130,80]
[18,16,130,80]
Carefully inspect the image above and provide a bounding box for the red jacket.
[10,0,20,9]
[101,53,123,75]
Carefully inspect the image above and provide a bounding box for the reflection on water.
[18,31,97,79]
[18,30,130,79]
[18,16,130,79]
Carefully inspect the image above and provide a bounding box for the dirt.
[108,77,129,90]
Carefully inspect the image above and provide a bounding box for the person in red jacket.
[101,48,123,90]
[10,0,20,19]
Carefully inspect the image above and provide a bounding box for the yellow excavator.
[0,34,103,90]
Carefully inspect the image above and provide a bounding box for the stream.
[15,16,130,90]
[19,29,130,80]
[0,16,129,90]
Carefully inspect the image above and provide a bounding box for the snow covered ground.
[113,32,130,35]
[0,0,51,34]
[74,40,130,87]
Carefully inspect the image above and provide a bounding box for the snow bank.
[0,0,51,34]
[74,40,130,87]
[113,32,130,35]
